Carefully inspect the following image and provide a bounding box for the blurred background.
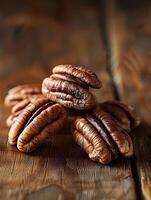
[0,0,151,119]
[0,0,116,106]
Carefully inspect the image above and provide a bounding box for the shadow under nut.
[8,99,67,152]
[73,117,112,164]
[42,77,96,110]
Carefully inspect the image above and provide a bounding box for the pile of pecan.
[5,64,140,164]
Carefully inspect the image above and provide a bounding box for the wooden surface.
[0,0,150,199]
[106,1,151,200]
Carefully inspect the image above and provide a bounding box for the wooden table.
[0,0,151,199]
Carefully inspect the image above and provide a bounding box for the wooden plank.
[0,0,136,199]
[106,1,151,199]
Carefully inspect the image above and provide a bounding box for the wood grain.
[106,1,151,199]
[0,0,137,199]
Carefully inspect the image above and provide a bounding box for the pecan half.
[72,109,134,164]
[6,96,44,127]
[99,101,140,132]
[42,64,101,110]
[8,98,67,152]
[4,84,42,108]
[7,112,20,128]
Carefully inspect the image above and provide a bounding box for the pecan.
[99,101,140,132]
[7,112,20,128]
[8,98,67,152]
[72,109,134,164]
[42,64,101,110]
[6,97,44,127]
[4,84,42,108]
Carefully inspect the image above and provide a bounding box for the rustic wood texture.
[106,0,151,199]
[0,0,149,199]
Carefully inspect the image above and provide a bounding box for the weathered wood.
[106,1,151,199]
[0,0,136,199]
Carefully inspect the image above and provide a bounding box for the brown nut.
[99,101,140,132]
[8,98,67,152]
[4,84,42,108]
[6,99,31,127]
[6,96,45,128]
[7,112,20,128]
[72,109,134,164]
[42,64,101,110]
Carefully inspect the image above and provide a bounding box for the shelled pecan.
[6,98,35,127]
[99,101,140,132]
[8,98,67,152]
[42,64,101,110]
[5,84,42,108]
[72,107,139,164]
[7,111,21,128]
[6,95,45,127]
